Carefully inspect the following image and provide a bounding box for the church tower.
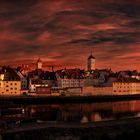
[87,53,96,71]
[36,58,42,70]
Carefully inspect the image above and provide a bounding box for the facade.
[36,58,43,70]
[82,86,113,96]
[84,79,99,86]
[28,70,57,93]
[0,81,21,96]
[0,67,21,96]
[113,82,140,95]
[87,54,96,71]
[57,79,84,88]
[83,82,140,96]
[36,87,51,95]
[17,72,28,90]
[29,78,48,93]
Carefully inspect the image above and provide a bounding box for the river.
[1,100,140,125]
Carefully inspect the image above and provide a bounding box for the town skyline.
[0,56,139,73]
[0,0,140,71]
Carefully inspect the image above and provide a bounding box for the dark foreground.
[2,117,140,140]
[1,94,140,104]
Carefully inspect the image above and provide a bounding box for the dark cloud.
[0,0,139,71]
[102,3,140,18]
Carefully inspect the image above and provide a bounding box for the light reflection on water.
[1,100,140,123]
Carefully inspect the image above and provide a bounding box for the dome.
[88,54,95,59]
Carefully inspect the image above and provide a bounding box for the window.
[15,88,17,90]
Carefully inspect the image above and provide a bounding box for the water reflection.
[1,100,140,123]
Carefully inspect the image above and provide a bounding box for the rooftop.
[88,54,95,59]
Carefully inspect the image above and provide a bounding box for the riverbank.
[1,94,140,104]
[2,117,140,140]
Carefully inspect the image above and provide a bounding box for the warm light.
[0,74,4,81]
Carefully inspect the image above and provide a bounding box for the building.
[113,82,140,95]
[56,69,85,88]
[36,86,51,95]
[28,70,57,93]
[57,78,84,88]
[82,86,113,96]
[87,53,96,71]
[29,78,48,93]
[0,67,21,96]
[17,71,29,94]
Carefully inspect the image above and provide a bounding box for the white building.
[113,82,140,95]
[87,53,96,71]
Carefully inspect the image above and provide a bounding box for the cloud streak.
[0,0,140,71]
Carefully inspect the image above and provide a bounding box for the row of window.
[113,90,138,92]
[1,92,18,94]
[114,83,137,85]
[5,88,18,91]
[0,83,18,86]
[114,90,130,92]
[115,86,137,88]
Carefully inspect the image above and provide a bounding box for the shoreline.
[1,94,140,104]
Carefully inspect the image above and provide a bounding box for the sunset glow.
[0,0,140,71]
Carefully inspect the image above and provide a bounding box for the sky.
[0,0,140,71]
